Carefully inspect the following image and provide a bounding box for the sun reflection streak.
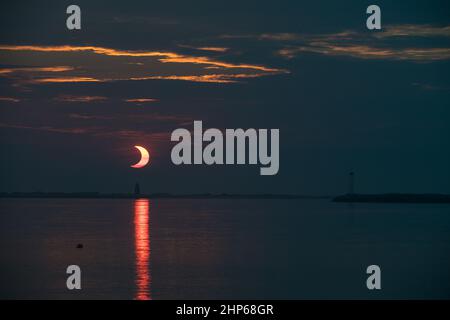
[134,199,151,300]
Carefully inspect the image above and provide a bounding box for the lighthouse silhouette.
[348,172,355,194]
[134,182,141,196]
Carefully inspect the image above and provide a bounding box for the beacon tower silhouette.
[134,182,141,196]
[348,172,355,194]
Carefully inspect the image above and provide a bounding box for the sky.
[0,0,449,195]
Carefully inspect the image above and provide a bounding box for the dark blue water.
[1,198,449,299]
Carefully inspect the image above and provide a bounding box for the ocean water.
[1,198,449,299]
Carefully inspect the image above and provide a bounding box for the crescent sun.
[131,146,150,168]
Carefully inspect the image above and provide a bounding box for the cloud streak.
[375,24,450,38]
[54,95,108,103]
[0,109,191,144]
[221,24,450,62]
[278,43,450,61]
[0,96,21,103]
[0,44,287,86]
[124,98,159,103]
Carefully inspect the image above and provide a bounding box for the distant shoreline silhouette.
[1,192,450,203]
[0,192,330,200]
[333,193,450,203]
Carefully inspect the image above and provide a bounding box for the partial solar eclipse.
[131,146,150,168]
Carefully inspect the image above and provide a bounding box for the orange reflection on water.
[134,199,151,300]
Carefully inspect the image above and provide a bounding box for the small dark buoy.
[76,243,83,249]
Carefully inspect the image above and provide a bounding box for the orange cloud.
[33,77,101,83]
[219,25,450,62]
[54,95,108,102]
[179,45,229,53]
[0,44,283,73]
[124,98,158,103]
[130,73,270,83]
[376,24,450,38]
[195,47,229,52]
[266,24,450,61]
[0,66,73,74]
[278,43,450,61]
[0,44,288,85]
[0,96,20,103]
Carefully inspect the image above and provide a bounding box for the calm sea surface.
[1,198,449,299]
